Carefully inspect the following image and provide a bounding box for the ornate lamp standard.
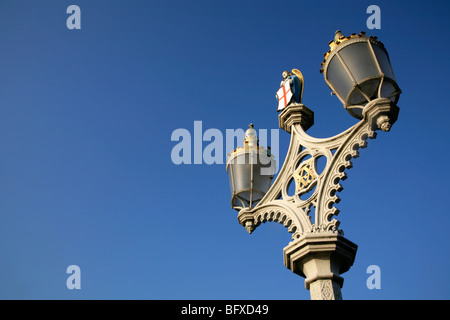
[226,31,401,300]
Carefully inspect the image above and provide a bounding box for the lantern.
[226,124,276,211]
[320,31,401,119]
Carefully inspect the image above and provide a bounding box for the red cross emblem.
[277,81,293,111]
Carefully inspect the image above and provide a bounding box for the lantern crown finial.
[334,30,344,42]
[245,123,258,147]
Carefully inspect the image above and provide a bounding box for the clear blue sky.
[0,0,449,300]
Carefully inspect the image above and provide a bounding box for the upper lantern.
[320,30,401,119]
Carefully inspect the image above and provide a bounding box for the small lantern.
[320,31,401,119]
[226,124,276,211]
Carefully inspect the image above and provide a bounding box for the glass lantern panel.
[231,193,248,208]
[372,44,394,80]
[253,158,274,194]
[380,80,399,102]
[326,55,353,99]
[360,78,381,100]
[347,78,380,107]
[228,151,274,209]
[347,87,367,106]
[227,167,234,194]
[346,106,363,119]
[228,153,252,196]
[339,42,380,83]
[237,191,251,204]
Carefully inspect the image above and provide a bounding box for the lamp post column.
[283,232,357,300]
[278,104,358,300]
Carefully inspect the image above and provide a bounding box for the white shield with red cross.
[276,81,293,111]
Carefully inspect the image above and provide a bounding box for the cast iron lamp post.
[226,31,401,300]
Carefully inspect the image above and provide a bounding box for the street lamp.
[321,31,401,123]
[226,124,276,211]
[226,31,401,300]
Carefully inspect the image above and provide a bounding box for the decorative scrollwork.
[238,200,312,240]
[293,157,318,195]
[314,121,377,231]
[237,99,398,241]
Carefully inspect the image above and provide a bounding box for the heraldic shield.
[277,81,293,112]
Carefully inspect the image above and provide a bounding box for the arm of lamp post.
[237,98,399,240]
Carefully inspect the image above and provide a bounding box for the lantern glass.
[322,32,401,119]
[227,149,275,210]
[372,44,394,79]
[327,56,353,99]
[339,42,379,82]
[380,79,398,103]
[228,153,252,195]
